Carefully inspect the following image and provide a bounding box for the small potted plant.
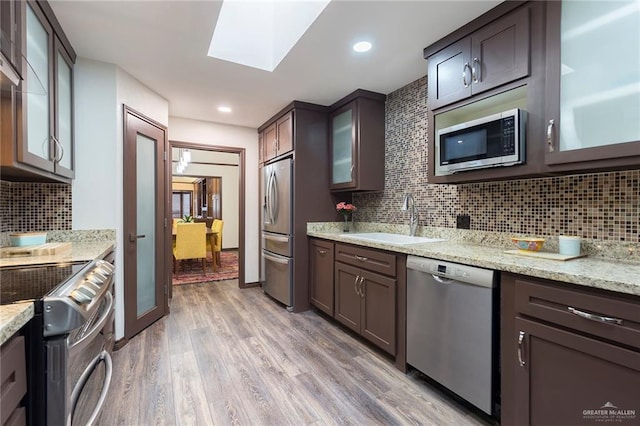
[336,202,357,232]
[179,215,194,223]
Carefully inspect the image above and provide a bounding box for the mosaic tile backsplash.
[0,181,72,233]
[353,76,640,243]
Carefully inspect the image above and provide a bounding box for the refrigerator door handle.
[270,170,279,225]
[266,170,274,224]
[263,251,289,265]
[263,234,289,243]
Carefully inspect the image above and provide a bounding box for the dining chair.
[173,222,206,273]
[211,219,224,267]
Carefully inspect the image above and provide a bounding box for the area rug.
[172,250,238,285]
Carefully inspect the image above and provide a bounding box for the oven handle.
[67,349,113,426]
[68,291,113,357]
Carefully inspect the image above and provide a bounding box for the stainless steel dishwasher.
[406,255,499,417]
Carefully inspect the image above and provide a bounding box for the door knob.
[129,233,146,242]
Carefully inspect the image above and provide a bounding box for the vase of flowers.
[336,202,356,232]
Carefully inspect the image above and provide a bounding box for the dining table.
[172,227,219,272]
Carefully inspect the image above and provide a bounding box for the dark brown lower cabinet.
[335,262,396,355]
[502,273,640,426]
[309,239,334,316]
[514,317,640,426]
[0,335,27,426]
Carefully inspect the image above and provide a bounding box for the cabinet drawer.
[0,335,27,426]
[514,277,640,350]
[335,243,396,277]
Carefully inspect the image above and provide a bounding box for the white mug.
[559,235,581,256]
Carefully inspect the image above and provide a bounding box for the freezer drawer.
[262,250,292,307]
[263,232,292,257]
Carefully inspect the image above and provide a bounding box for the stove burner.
[0,263,88,305]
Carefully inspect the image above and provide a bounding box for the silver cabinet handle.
[547,119,555,152]
[318,249,327,255]
[358,276,365,298]
[354,255,368,262]
[462,62,472,87]
[350,165,355,179]
[568,307,623,325]
[354,275,361,296]
[129,233,146,242]
[51,135,64,162]
[472,57,481,83]
[517,331,526,367]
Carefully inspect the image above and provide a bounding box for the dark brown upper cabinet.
[424,1,546,184]
[262,110,293,163]
[0,0,76,183]
[543,1,640,173]
[427,5,530,110]
[329,89,385,192]
[1,1,21,76]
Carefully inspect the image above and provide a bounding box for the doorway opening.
[168,141,246,295]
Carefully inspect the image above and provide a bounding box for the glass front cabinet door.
[330,103,356,190]
[544,1,640,170]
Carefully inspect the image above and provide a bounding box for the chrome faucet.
[401,193,419,236]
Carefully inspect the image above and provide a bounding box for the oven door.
[47,291,114,426]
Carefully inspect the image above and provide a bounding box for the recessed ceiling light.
[218,106,232,113]
[353,41,372,53]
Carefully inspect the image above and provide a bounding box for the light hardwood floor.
[98,281,492,425]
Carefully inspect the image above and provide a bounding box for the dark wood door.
[360,270,396,355]
[123,106,168,339]
[334,262,361,333]
[275,111,293,156]
[471,6,529,95]
[427,38,471,110]
[514,317,640,426]
[309,239,334,316]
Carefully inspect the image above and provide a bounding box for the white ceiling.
[50,0,501,129]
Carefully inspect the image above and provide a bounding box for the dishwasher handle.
[432,274,454,284]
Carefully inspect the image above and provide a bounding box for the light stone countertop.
[308,223,640,298]
[0,241,114,268]
[0,232,115,346]
[0,302,34,346]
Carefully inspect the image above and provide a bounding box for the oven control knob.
[86,273,105,286]
[70,289,91,304]
[96,260,115,274]
[78,285,97,297]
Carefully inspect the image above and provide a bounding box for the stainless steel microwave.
[435,108,526,175]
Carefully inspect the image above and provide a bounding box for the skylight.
[208,0,331,72]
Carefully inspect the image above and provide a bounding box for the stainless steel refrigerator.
[261,157,293,307]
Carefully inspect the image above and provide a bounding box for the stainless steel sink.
[339,232,445,246]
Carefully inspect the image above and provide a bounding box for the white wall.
[72,59,118,230]
[73,58,169,340]
[168,117,259,283]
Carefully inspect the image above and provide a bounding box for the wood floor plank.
[169,351,214,425]
[99,281,491,426]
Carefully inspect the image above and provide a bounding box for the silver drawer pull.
[318,249,327,255]
[517,331,526,367]
[568,307,623,325]
[354,255,368,262]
